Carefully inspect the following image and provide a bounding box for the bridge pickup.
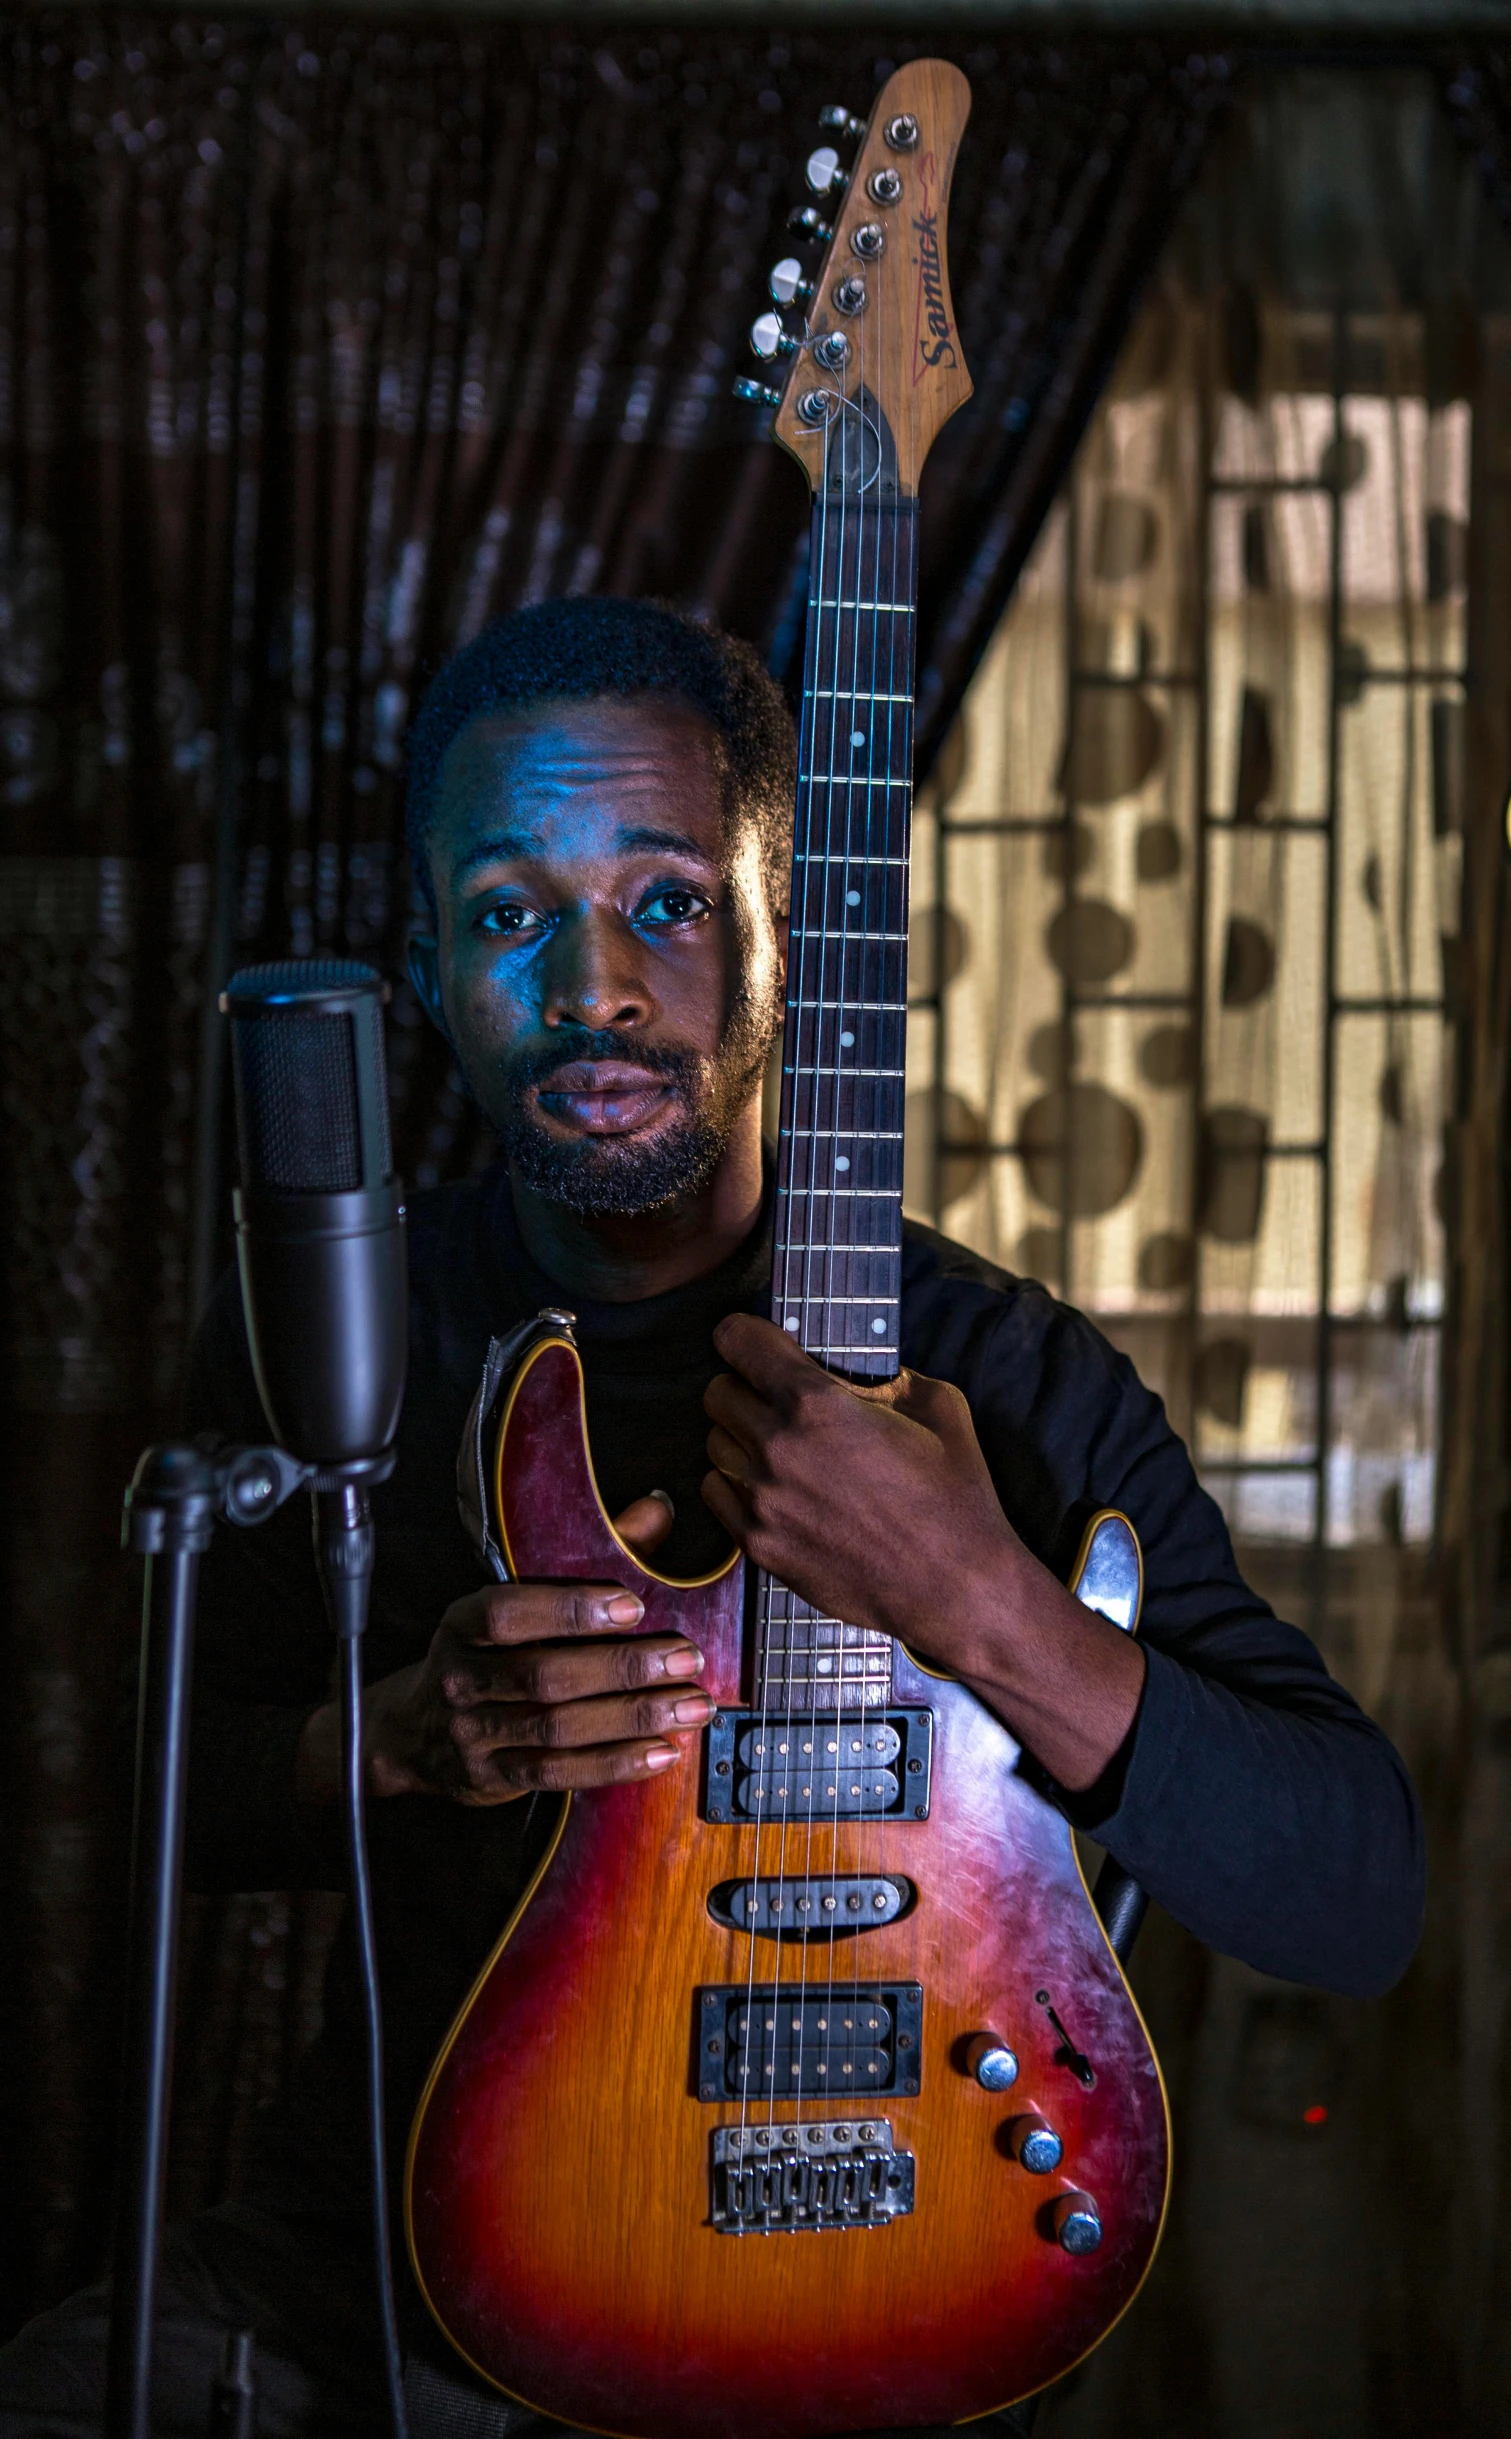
[708,1874,913,1938]
[697,1982,922,2100]
[703,1708,933,1823]
[710,2121,914,2233]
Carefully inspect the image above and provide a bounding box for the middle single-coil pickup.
[697,1983,923,2099]
[703,1709,933,1823]
[708,1874,913,1938]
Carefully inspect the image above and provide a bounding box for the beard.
[481,983,780,1220]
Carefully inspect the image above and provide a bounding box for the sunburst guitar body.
[406,61,1169,2436]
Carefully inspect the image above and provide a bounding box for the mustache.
[504,1032,703,1094]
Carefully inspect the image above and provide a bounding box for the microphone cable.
[321,1482,410,2439]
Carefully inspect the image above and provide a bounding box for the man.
[0,599,1423,2438]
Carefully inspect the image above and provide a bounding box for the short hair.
[405,597,796,916]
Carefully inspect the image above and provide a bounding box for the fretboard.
[758,480,919,1715]
[772,491,917,1382]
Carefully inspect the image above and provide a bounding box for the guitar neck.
[772,489,919,1387]
[758,488,919,1716]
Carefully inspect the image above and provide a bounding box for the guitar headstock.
[736,60,972,501]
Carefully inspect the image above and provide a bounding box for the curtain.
[0,11,1228,2329]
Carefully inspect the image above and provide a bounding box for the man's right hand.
[292,1492,711,1820]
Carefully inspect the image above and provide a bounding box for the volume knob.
[965,2034,1019,2092]
[1052,2191,1103,2254]
[1007,2116,1064,2175]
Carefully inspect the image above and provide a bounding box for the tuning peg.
[805,145,848,198]
[732,377,783,409]
[749,312,798,362]
[818,104,866,141]
[787,205,833,245]
[768,257,814,308]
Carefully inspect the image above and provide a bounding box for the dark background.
[4,9,1511,2434]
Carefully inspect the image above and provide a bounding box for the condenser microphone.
[221,957,411,2439]
[222,959,407,1465]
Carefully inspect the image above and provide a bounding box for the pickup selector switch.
[1007,2115,1064,2174]
[965,2033,1019,2092]
[1052,2191,1103,2254]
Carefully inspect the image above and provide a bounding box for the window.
[906,298,1463,1549]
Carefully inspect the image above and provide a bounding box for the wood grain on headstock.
[773,59,972,499]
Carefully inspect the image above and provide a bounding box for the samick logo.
[911,152,957,378]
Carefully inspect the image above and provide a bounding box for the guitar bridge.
[710,2121,914,2233]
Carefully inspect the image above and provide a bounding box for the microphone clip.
[123,1439,398,1552]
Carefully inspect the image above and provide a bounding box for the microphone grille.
[224,959,393,1195]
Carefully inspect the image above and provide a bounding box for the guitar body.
[406,1336,1170,2438]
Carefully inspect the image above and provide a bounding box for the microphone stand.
[107,1441,404,2439]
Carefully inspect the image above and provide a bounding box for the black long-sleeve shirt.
[184,1162,1423,2166]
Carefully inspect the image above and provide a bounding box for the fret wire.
[776,1293,899,1307]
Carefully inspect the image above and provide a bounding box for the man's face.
[415,694,785,1216]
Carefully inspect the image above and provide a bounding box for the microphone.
[219,955,411,2439]
[222,958,407,1465]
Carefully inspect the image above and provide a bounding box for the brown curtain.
[0,12,1228,2331]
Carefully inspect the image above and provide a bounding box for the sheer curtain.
[909,68,1511,2437]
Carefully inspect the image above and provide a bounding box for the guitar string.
[756,336,839,2147]
[860,271,909,2108]
[849,237,903,2132]
[821,270,877,2123]
[806,303,864,2125]
[786,337,846,2138]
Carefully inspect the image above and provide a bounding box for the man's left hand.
[702,1312,1014,1672]
[702,1312,1145,1794]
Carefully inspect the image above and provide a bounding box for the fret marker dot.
[846,889,861,906]
[835,1155,850,1172]
[839,1029,855,1048]
[850,729,866,749]
[784,1316,800,1332]
[871,1318,887,1335]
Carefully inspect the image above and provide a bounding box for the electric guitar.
[406,63,1169,2436]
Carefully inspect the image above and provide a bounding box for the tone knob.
[806,145,848,198]
[768,257,814,307]
[965,2034,1019,2092]
[1052,2191,1103,2254]
[749,312,797,362]
[1007,2116,1064,2175]
[731,378,782,409]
